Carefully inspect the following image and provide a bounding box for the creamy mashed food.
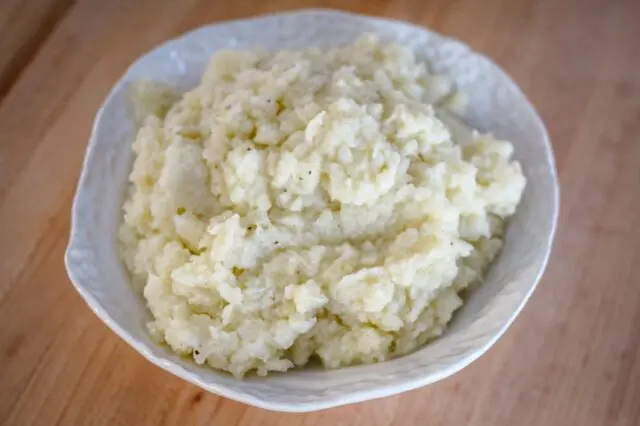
[119,35,526,377]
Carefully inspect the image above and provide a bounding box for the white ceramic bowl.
[65,9,559,412]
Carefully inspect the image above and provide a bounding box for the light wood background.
[1,0,639,425]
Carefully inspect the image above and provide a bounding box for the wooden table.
[1,0,639,424]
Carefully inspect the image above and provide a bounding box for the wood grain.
[1,0,639,425]
[0,0,76,98]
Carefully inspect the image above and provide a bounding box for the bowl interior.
[66,9,558,412]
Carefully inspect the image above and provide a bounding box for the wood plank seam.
[0,0,77,103]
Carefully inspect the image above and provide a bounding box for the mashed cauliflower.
[119,35,526,377]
